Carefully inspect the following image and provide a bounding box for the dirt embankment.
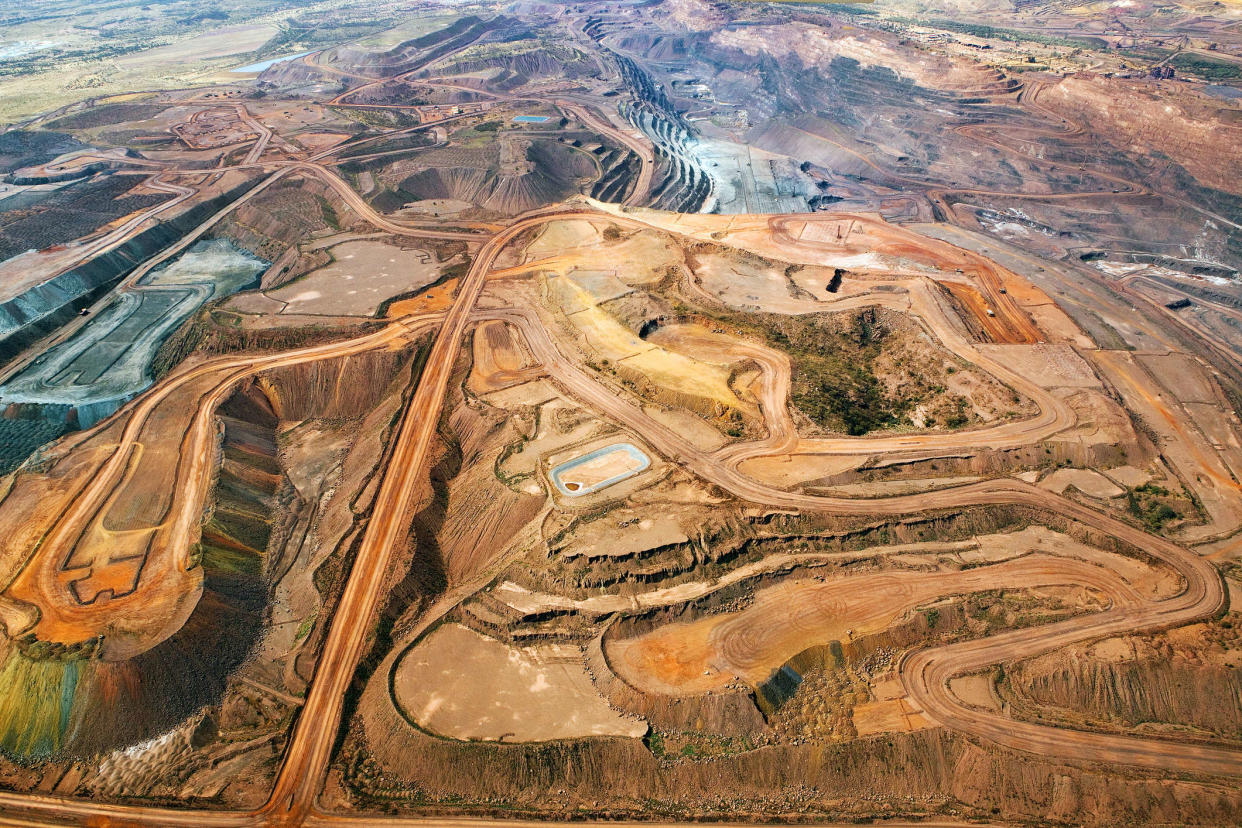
[259,349,415,421]
[0,179,259,365]
[375,339,549,596]
[213,175,356,265]
[0,380,279,760]
[339,712,1242,825]
[1036,75,1242,197]
[343,343,554,801]
[1004,621,1242,743]
[441,47,598,91]
[151,309,384,381]
[71,344,426,804]
[396,140,598,216]
[334,474,1220,825]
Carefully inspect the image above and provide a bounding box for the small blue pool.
[231,51,314,74]
[512,115,550,123]
[550,443,650,497]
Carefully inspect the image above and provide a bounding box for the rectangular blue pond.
[512,115,550,123]
[550,442,650,497]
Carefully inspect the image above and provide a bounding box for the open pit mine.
[0,0,1240,825]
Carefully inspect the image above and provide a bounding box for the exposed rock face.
[260,349,414,422]
[342,445,1226,825]
[345,715,1242,825]
[1007,625,1242,741]
[1038,75,1242,197]
[216,176,352,263]
[0,381,278,758]
[0,340,424,774]
[397,141,596,215]
[0,180,258,364]
[711,23,1014,96]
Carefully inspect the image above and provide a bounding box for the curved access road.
[767,213,1044,345]
[240,104,275,165]
[902,525,1241,779]
[268,205,1116,824]
[482,299,1234,776]
[283,162,493,239]
[581,205,1074,465]
[258,205,589,825]
[4,311,442,651]
[705,276,1073,466]
[556,99,655,205]
[0,208,1233,828]
[0,158,489,386]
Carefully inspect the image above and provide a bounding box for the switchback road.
[0,207,1235,828]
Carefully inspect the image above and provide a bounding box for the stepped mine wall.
[258,349,415,422]
[0,179,259,365]
[0,380,279,758]
[355,701,1242,825]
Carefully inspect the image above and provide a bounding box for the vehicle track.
[6,19,1242,822]
[0,200,1234,828]
[481,299,1234,776]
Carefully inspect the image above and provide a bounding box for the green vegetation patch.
[1170,53,1242,81]
[198,530,264,578]
[660,265,996,435]
[644,729,757,761]
[1126,482,1183,532]
[717,308,919,435]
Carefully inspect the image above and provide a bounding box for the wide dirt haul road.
[0,208,1235,828]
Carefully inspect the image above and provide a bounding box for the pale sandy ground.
[555,445,646,492]
[392,623,645,741]
[1038,468,1124,499]
[854,676,933,737]
[558,510,689,559]
[260,241,444,317]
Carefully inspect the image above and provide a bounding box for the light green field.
[0,0,403,125]
[351,14,465,49]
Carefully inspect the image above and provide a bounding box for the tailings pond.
[550,442,650,497]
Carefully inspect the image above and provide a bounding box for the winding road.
[1,13,1240,822]
[1,201,1236,827]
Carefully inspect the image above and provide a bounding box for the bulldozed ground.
[0,0,1240,826]
[330,203,1242,825]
